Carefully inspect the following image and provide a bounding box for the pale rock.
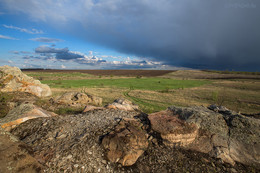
[52,92,102,107]
[0,102,56,131]
[0,65,51,97]
[106,98,139,111]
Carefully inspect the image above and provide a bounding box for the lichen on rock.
[0,65,52,97]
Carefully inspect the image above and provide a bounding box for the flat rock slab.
[0,103,56,131]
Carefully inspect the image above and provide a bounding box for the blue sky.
[0,0,259,71]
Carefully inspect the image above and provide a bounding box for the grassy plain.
[24,70,260,114]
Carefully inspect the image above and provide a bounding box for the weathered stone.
[82,105,104,112]
[0,127,42,172]
[0,103,56,131]
[106,98,139,111]
[148,110,198,146]
[102,118,148,166]
[52,92,102,107]
[0,65,52,97]
[228,115,260,167]
[166,106,260,167]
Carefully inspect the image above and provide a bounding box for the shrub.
[0,92,12,118]
[160,86,170,93]
[212,91,219,103]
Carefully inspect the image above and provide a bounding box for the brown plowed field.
[21,69,176,76]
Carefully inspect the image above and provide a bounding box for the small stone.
[57,134,67,139]
[98,168,101,172]
[74,164,79,168]
[102,160,107,164]
[67,155,72,159]
[230,168,237,173]
[211,162,215,167]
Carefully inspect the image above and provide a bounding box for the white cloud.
[61,64,66,69]
[3,24,43,34]
[0,34,18,40]
[30,37,63,43]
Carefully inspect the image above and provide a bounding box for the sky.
[0,0,259,71]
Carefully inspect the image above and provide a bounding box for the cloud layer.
[3,24,43,34]
[1,0,260,70]
[0,34,18,40]
[23,45,168,69]
[30,37,63,43]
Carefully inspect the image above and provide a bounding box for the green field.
[42,78,210,91]
[23,71,260,114]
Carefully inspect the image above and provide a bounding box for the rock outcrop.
[148,105,260,167]
[102,118,148,166]
[6,106,259,172]
[0,127,42,172]
[0,103,56,131]
[0,65,52,97]
[149,110,198,146]
[51,92,102,107]
[106,98,139,111]
[10,109,139,172]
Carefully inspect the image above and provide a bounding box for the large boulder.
[51,92,102,107]
[0,103,57,131]
[148,105,260,167]
[102,118,148,166]
[0,127,42,172]
[149,110,198,146]
[106,98,139,111]
[0,65,52,97]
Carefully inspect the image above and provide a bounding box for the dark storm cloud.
[56,52,84,60]
[34,46,84,60]
[35,46,68,54]
[1,0,260,70]
[77,0,260,71]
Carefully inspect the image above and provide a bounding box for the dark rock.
[0,127,42,172]
[102,118,148,166]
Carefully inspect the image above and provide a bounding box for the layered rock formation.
[0,65,52,97]
[149,110,198,146]
[149,106,260,167]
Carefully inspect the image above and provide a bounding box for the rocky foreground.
[0,105,259,173]
[0,65,260,173]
